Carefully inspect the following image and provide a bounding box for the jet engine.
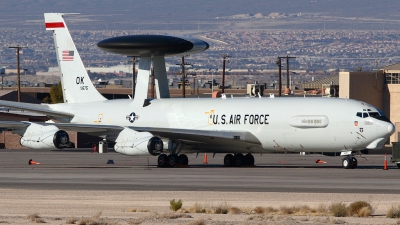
[19,123,70,149]
[114,128,163,156]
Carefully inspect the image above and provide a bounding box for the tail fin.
[44,13,106,103]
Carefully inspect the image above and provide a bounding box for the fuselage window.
[362,113,369,118]
[356,112,362,118]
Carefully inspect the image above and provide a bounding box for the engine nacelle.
[19,123,70,149]
[114,128,163,156]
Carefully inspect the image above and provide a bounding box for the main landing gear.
[157,154,188,167]
[342,156,358,169]
[223,153,255,167]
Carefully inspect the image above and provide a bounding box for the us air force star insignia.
[126,112,139,123]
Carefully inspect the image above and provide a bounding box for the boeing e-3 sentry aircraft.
[0,13,394,169]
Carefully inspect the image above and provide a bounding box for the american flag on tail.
[62,50,74,61]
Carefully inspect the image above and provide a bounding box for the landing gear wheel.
[168,154,179,167]
[342,156,353,169]
[178,154,189,166]
[350,157,358,169]
[224,154,234,167]
[158,154,168,167]
[234,154,244,167]
[244,153,255,166]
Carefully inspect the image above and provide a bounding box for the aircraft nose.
[388,123,395,135]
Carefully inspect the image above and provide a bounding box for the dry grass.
[183,203,207,213]
[125,208,137,212]
[75,211,119,225]
[228,206,241,214]
[136,209,149,212]
[348,201,373,217]
[387,205,400,218]
[329,202,348,217]
[27,213,45,223]
[179,201,377,220]
[253,206,266,214]
[279,206,294,215]
[314,203,328,214]
[358,206,372,217]
[65,217,79,224]
[212,202,230,214]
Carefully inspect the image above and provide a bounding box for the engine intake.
[114,128,164,156]
[19,124,70,150]
[147,137,163,156]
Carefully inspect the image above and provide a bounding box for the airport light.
[9,45,27,102]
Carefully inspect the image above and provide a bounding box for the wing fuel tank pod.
[97,35,209,57]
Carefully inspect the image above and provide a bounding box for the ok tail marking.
[44,13,106,103]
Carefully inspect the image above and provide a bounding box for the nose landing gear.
[342,156,358,169]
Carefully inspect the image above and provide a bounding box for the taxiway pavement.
[0,149,398,193]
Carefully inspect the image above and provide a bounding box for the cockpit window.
[356,109,390,122]
[369,112,380,118]
[377,108,386,117]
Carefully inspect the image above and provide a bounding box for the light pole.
[0,68,4,90]
[221,54,230,93]
[9,45,27,102]
[209,69,215,93]
[176,56,191,98]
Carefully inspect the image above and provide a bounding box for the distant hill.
[0,0,399,30]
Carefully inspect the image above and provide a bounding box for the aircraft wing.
[130,126,261,145]
[38,123,124,133]
[0,119,260,146]
[41,124,260,145]
[0,121,31,129]
[0,100,74,119]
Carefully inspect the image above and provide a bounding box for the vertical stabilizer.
[44,13,106,103]
[133,57,151,108]
[153,56,170,98]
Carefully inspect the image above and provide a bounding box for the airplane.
[0,13,395,169]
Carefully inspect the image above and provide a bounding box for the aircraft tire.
[342,157,353,169]
[234,153,244,167]
[244,153,255,166]
[168,154,179,167]
[178,154,189,165]
[158,154,168,167]
[224,154,234,167]
[350,157,358,169]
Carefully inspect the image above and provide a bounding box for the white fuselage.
[49,97,394,154]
